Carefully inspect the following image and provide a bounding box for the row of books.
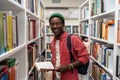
[0,11,18,55]
[27,43,38,71]
[90,19,115,42]
[0,58,19,80]
[72,26,79,33]
[65,26,79,34]
[92,62,112,80]
[27,16,39,41]
[46,25,79,34]
[91,0,115,16]
[26,0,38,15]
[80,21,89,36]
[80,6,89,20]
[91,42,113,73]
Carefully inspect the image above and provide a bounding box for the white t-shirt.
[55,40,60,80]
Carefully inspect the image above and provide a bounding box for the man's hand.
[54,64,72,73]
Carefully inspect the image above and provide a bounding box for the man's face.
[49,17,64,36]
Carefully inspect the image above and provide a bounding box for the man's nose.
[53,24,58,28]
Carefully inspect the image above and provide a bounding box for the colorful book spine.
[7,15,13,50]
[0,11,5,54]
[2,13,7,52]
[0,58,16,80]
[116,55,120,78]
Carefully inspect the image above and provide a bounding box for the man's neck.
[55,31,65,40]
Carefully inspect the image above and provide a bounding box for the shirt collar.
[54,31,68,41]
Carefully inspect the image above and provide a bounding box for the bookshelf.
[79,0,120,80]
[0,0,45,80]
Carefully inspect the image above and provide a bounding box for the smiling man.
[49,13,90,80]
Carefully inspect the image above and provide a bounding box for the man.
[49,13,89,80]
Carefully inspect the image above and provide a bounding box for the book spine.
[0,12,5,54]
[7,15,13,50]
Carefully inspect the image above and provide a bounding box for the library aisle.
[0,0,120,80]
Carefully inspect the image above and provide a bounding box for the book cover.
[2,11,13,51]
[27,16,31,41]
[117,20,120,43]
[12,15,18,48]
[0,66,5,80]
[3,65,9,80]
[31,20,36,39]
[30,0,34,13]
[28,45,34,70]
[116,55,120,78]
[7,15,13,50]
[2,13,7,52]
[0,11,5,54]
[65,26,71,33]
[106,48,113,73]
[0,58,13,80]
[34,61,54,72]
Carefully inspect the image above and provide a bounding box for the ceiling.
[41,0,85,8]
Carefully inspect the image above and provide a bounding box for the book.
[34,61,54,72]
[31,20,36,39]
[12,15,18,48]
[65,26,71,33]
[3,65,9,80]
[0,11,5,54]
[7,15,13,51]
[106,48,113,73]
[2,11,13,51]
[116,55,120,78]
[117,20,120,43]
[2,13,7,52]
[0,58,16,80]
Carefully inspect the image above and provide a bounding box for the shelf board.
[26,10,40,20]
[27,37,40,45]
[80,18,89,22]
[79,0,89,8]
[90,36,114,45]
[80,34,89,37]
[0,44,26,62]
[0,0,24,12]
[90,10,115,20]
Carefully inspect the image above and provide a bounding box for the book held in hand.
[34,61,54,72]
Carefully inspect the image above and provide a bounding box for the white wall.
[43,0,81,26]
[41,0,85,7]
[45,8,79,19]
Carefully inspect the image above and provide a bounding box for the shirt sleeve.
[71,35,90,64]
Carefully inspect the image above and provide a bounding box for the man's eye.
[50,24,54,26]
